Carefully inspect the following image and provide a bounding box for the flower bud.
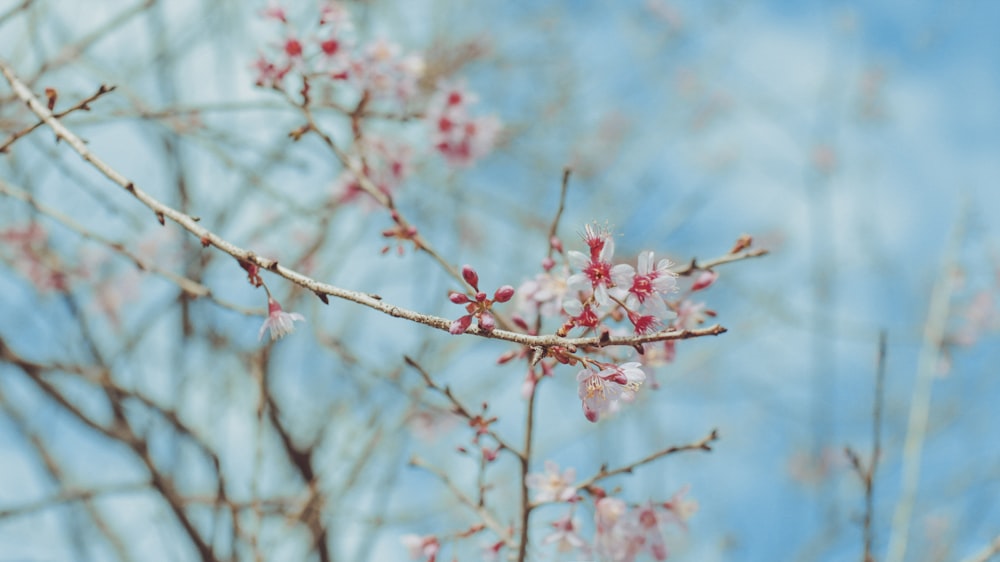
[691,270,718,291]
[478,312,496,332]
[449,291,470,304]
[493,285,515,303]
[449,315,473,334]
[461,264,479,290]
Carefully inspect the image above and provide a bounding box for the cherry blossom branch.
[574,428,719,494]
[0,179,259,316]
[286,89,471,290]
[0,83,116,153]
[2,57,735,352]
[408,455,512,548]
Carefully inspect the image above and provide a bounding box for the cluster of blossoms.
[524,461,697,561]
[512,223,720,421]
[330,135,413,205]
[425,81,502,167]
[0,222,77,292]
[254,1,422,102]
[562,223,679,335]
[254,2,502,170]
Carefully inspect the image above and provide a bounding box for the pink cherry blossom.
[611,250,678,325]
[631,502,671,560]
[427,81,501,167]
[516,268,570,319]
[543,511,588,553]
[350,38,424,100]
[566,223,617,308]
[258,297,305,341]
[594,497,643,562]
[674,299,710,330]
[662,484,699,528]
[576,363,646,422]
[526,460,578,503]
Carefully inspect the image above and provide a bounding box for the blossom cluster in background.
[254,1,501,171]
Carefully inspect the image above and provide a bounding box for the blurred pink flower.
[258,296,305,341]
[526,460,577,503]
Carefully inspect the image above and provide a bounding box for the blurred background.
[1,0,998,560]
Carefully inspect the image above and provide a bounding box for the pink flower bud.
[493,285,515,303]
[449,314,473,334]
[449,291,470,304]
[462,264,480,290]
[541,256,555,271]
[550,236,564,253]
[691,270,718,291]
[478,312,496,332]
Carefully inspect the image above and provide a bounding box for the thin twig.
[573,428,719,495]
[516,369,540,562]
[0,84,116,153]
[0,179,258,315]
[844,331,887,562]
[0,482,151,519]
[672,248,770,276]
[403,356,520,457]
[546,168,571,260]
[408,455,512,547]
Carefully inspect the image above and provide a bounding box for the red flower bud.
[493,285,515,303]
[449,314,473,334]
[461,264,479,290]
[691,270,718,292]
[478,312,496,332]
